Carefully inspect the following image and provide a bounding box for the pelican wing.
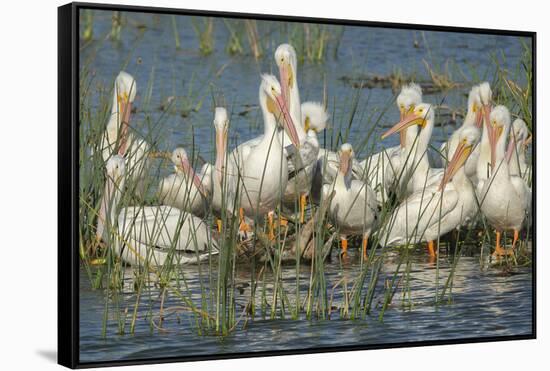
[118,206,215,253]
[344,180,378,230]
[510,175,531,212]
[380,187,459,246]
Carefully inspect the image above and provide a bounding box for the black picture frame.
[58,2,537,368]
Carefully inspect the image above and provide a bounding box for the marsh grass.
[192,17,215,55]
[78,13,533,342]
[81,9,94,41]
[171,15,181,50]
[110,11,122,41]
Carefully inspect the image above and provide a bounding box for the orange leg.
[493,231,504,257]
[511,229,519,250]
[216,219,222,233]
[238,208,251,233]
[427,240,436,257]
[362,234,369,260]
[492,231,513,257]
[299,194,307,224]
[279,216,288,227]
[340,236,348,256]
[268,211,275,240]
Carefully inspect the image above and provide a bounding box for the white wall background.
[0,0,546,369]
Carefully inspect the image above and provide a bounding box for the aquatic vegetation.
[171,15,181,50]
[192,17,215,55]
[81,9,94,41]
[245,20,262,59]
[110,11,122,41]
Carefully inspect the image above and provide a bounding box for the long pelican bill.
[339,148,352,176]
[439,140,472,190]
[488,123,504,169]
[278,61,293,111]
[399,106,415,147]
[474,106,483,128]
[482,103,492,131]
[215,125,228,184]
[506,134,517,163]
[382,111,422,140]
[117,93,132,155]
[274,94,300,148]
[179,157,207,198]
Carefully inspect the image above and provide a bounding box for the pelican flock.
[93,43,532,268]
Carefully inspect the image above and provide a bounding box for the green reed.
[192,17,215,55]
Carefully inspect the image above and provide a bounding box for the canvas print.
[77,6,534,364]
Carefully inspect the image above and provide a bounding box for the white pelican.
[228,74,300,237]
[506,118,532,182]
[379,126,481,257]
[99,71,150,196]
[97,156,217,267]
[477,106,530,257]
[322,144,378,258]
[275,43,321,222]
[439,85,483,183]
[381,103,443,197]
[361,83,423,202]
[301,101,328,134]
[157,147,209,217]
[201,107,229,231]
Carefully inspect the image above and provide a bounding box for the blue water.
[79,253,532,363]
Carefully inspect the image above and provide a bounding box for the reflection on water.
[79,10,532,364]
[79,251,532,363]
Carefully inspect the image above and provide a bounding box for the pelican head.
[478,81,492,130]
[275,44,298,109]
[172,147,206,197]
[397,83,422,116]
[105,155,126,184]
[112,71,137,154]
[115,71,137,117]
[381,103,434,139]
[213,107,229,183]
[506,118,531,162]
[487,105,511,169]
[115,71,137,103]
[467,86,483,128]
[301,101,328,133]
[396,83,422,146]
[259,74,300,148]
[338,143,354,177]
[440,126,480,189]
